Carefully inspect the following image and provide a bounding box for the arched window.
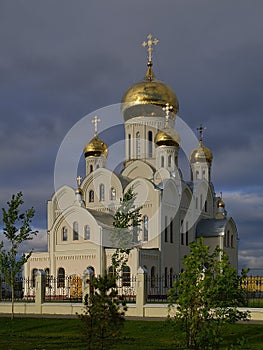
[200,194,203,210]
[110,187,116,201]
[136,132,140,158]
[32,268,38,288]
[62,227,67,241]
[164,216,168,242]
[168,154,172,167]
[87,266,95,276]
[99,184,105,201]
[143,215,148,241]
[204,200,208,212]
[227,230,230,247]
[128,134,131,159]
[186,221,189,246]
[57,267,65,288]
[148,131,153,157]
[45,268,50,287]
[73,221,78,240]
[181,219,184,245]
[151,266,156,288]
[170,218,173,243]
[89,190,94,203]
[84,225,90,240]
[161,156,164,168]
[169,268,173,287]
[231,234,234,248]
[122,266,131,287]
[90,164,93,173]
[164,267,168,287]
[108,266,115,278]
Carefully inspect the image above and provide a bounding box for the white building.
[24,37,238,285]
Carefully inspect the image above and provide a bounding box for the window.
[196,170,199,179]
[170,218,173,243]
[181,219,184,245]
[151,266,155,288]
[136,132,140,158]
[168,154,172,167]
[169,268,173,288]
[108,266,115,278]
[227,230,230,247]
[57,268,65,288]
[87,266,95,276]
[143,215,149,241]
[200,194,203,210]
[45,268,50,287]
[204,200,208,212]
[164,216,168,242]
[161,156,164,167]
[84,225,90,240]
[99,184,105,201]
[62,227,67,241]
[122,266,130,286]
[90,164,93,173]
[186,221,189,246]
[148,131,153,157]
[165,267,168,287]
[89,190,94,203]
[231,234,234,248]
[32,268,38,288]
[110,187,116,201]
[128,134,131,159]
[73,221,79,240]
[195,196,198,209]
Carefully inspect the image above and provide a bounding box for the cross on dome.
[76,175,82,187]
[162,103,173,126]
[197,124,207,143]
[142,34,159,63]
[92,116,101,135]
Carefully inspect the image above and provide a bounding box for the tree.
[79,274,127,350]
[111,187,142,278]
[0,192,37,319]
[168,238,250,350]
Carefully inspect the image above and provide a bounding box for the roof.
[88,209,114,228]
[196,218,228,238]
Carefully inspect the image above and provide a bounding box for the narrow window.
[181,219,184,245]
[168,154,172,167]
[84,225,90,240]
[161,155,164,167]
[165,267,168,288]
[200,194,203,210]
[170,218,173,243]
[99,184,105,201]
[128,134,131,159]
[227,230,230,247]
[89,190,94,203]
[32,268,38,288]
[186,221,189,246]
[164,216,168,242]
[148,131,153,157]
[204,200,208,212]
[136,132,140,158]
[90,164,93,173]
[62,227,68,241]
[143,215,149,241]
[169,268,173,288]
[195,196,198,209]
[45,268,50,287]
[151,266,155,288]
[73,221,79,240]
[57,267,65,288]
[108,266,115,278]
[196,170,199,179]
[231,234,234,248]
[110,187,116,201]
[122,266,130,287]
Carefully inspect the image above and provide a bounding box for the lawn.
[0,317,262,349]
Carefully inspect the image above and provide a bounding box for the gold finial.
[197,124,206,143]
[142,34,159,63]
[162,103,173,126]
[77,175,82,187]
[92,116,101,135]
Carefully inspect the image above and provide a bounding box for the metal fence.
[1,278,35,302]
[146,274,178,302]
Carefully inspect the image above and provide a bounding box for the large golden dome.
[84,134,108,158]
[121,62,179,121]
[155,127,180,147]
[190,141,213,164]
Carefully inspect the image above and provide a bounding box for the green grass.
[0,317,262,349]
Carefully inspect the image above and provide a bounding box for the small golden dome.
[190,141,213,164]
[121,63,179,121]
[84,134,108,158]
[75,187,83,196]
[155,127,180,147]
[217,198,225,208]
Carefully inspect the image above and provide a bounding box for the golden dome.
[217,198,225,208]
[75,187,83,196]
[155,127,180,147]
[190,141,213,164]
[121,63,179,121]
[84,134,108,158]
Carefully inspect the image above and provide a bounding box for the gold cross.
[162,103,173,125]
[77,175,82,187]
[92,116,101,135]
[142,34,159,63]
[197,124,206,143]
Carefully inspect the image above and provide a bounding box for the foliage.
[111,187,142,277]
[168,238,250,350]
[0,192,37,319]
[79,274,127,350]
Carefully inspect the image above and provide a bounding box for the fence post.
[35,270,45,313]
[136,266,147,317]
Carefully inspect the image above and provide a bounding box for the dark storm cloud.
[0,0,262,268]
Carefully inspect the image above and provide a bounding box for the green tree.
[0,192,37,319]
[79,274,127,350]
[111,187,142,277]
[168,238,250,350]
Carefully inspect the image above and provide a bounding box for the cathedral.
[24,35,238,284]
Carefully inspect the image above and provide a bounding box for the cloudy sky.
[0,1,262,270]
